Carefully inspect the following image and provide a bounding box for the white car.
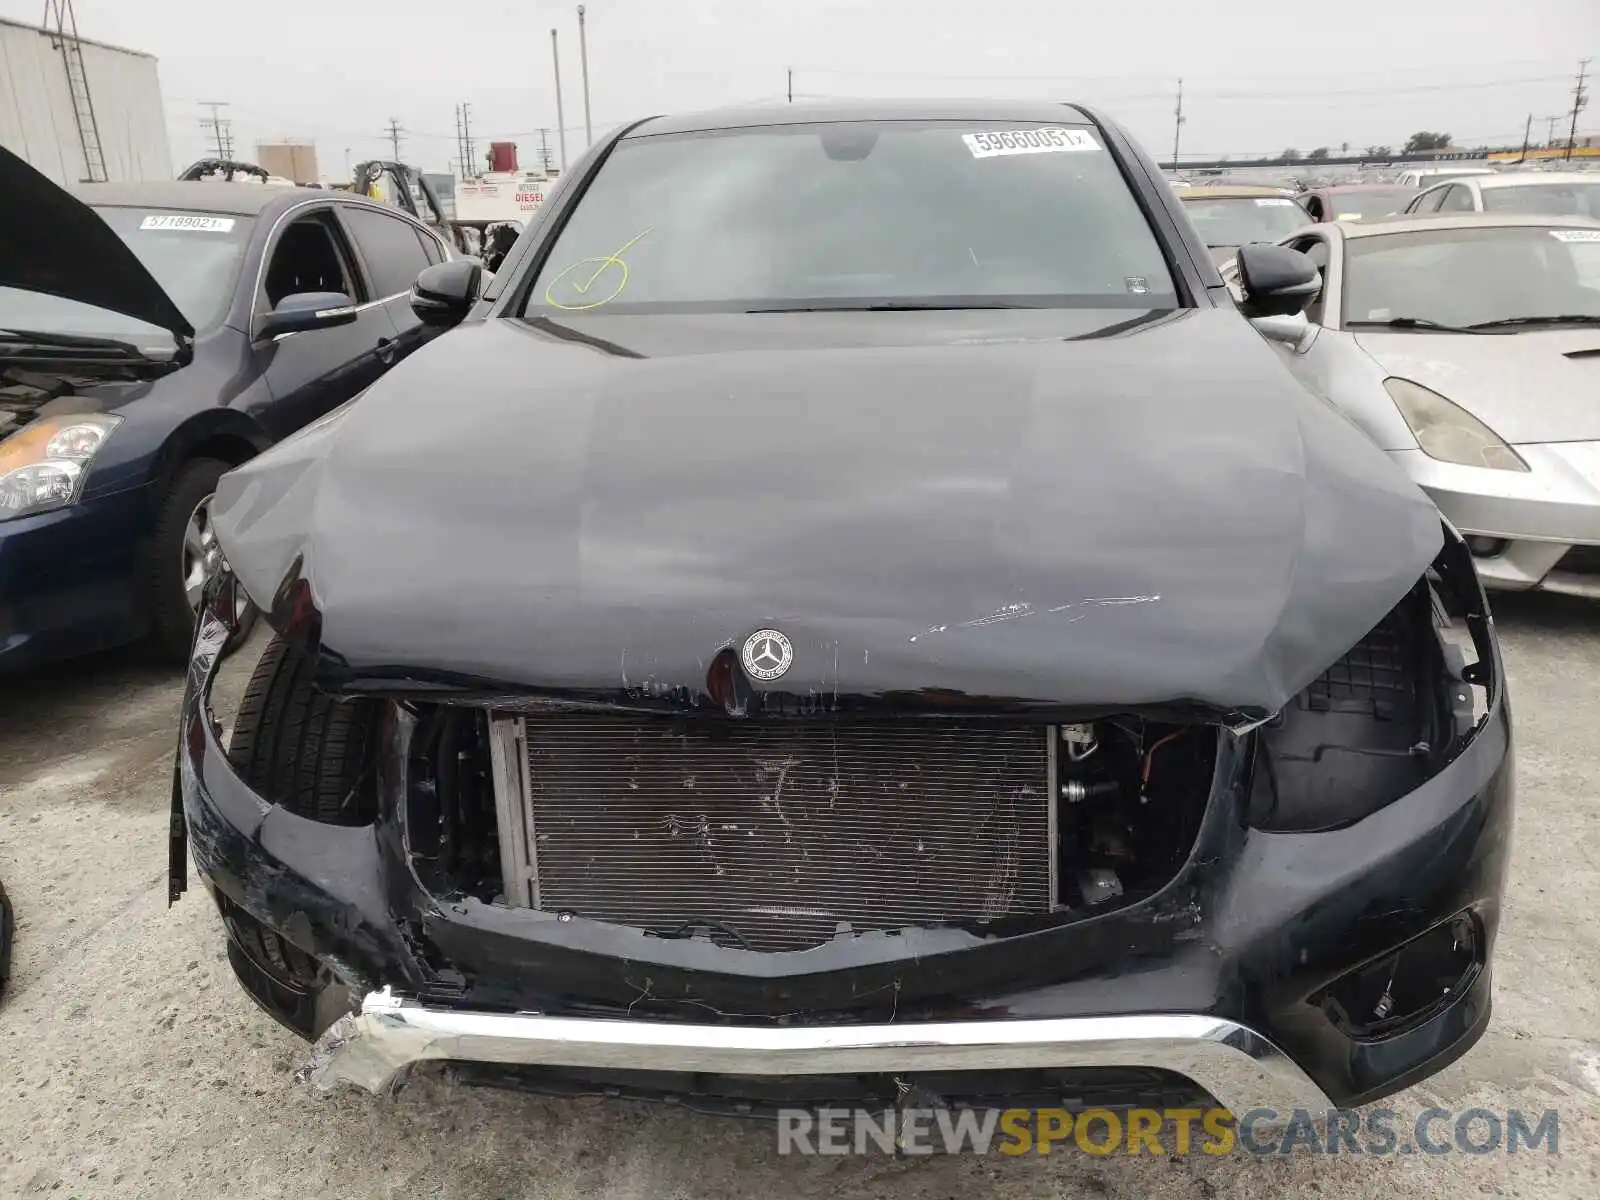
[1228,212,1600,597]
[1404,171,1600,219]
[1394,166,1496,189]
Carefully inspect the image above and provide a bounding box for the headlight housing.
[0,413,122,520]
[1383,378,1529,472]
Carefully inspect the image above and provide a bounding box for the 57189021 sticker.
[139,214,236,233]
[963,128,1098,159]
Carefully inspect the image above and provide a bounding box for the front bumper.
[0,483,154,670]
[176,564,1513,1112]
[1393,442,1600,596]
[306,988,1331,1114]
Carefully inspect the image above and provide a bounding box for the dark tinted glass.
[342,207,433,296]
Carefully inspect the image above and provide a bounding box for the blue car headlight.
[0,413,122,521]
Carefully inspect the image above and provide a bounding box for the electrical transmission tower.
[199,100,233,160]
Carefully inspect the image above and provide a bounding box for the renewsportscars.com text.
[776,1106,1561,1157]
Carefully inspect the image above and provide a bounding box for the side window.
[1302,195,1323,222]
[413,227,446,266]
[1419,186,1450,213]
[1439,184,1475,212]
[263,211,362,308]
[341,206,435,297]
[1290,237,1330,324]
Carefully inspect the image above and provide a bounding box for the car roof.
[1178,185,1295,199]
[627,98,1096,136]
[1313,183,1418,195]
[69,181,344,216]
[1334,212,1600,238]
[1475,171,1600,189]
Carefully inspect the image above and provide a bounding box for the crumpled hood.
[1354,328,1600,445]
[214,308,1442,719]
[0,144,193,339]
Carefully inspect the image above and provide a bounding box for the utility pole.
[577,4,593,146]
[199,100,231,160]
[1545,114,1561,146]
[1518,112,1532,163]
[538,127,553,174]
[1567,58,1590,162]
[1171,78,1185,170]
[460,103,475,176]
[552,28,568,170]
[385,117,403,162]
[787,68,793,103]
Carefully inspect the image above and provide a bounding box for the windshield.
[1342,226,1600,328]
[1179,196,1311,247]
[525,120,1178,313]
[1481,182,1600,219]
[0,207,251,345]
[1326,189,1418,220]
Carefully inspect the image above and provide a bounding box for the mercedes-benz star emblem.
[741,629,794,681]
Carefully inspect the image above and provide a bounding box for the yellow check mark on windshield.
[571,227,654,294]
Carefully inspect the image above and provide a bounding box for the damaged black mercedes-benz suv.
[171,100,1512,1117]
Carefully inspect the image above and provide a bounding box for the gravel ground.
[2,595,1599,1199]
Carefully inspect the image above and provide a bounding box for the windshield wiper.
[1345,316,1480,333]
[0,328,153,358]
[1464,315,1600,331]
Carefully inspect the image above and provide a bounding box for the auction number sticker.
[1254,198,1296,207]
[1550,229,1600,243]
[140,214,235,232]
[963,128,1098,158]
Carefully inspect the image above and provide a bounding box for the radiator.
[489,716,1054,952]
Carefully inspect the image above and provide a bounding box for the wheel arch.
[151,409,273,493]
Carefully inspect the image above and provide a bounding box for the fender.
[151,408,274,492]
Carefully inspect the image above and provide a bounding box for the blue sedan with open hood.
[0,146,452,668]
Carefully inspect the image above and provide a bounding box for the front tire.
[149,457,259,662]
[221,635,380,1031]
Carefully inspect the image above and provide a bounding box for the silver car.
[1230,213,1600,598]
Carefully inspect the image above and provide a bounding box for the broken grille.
[490,716,1053,952]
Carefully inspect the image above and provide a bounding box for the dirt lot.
[2,596,1599,1199]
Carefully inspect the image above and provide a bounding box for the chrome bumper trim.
[302,987,1333,1114]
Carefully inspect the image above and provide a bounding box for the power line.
[793,68,1571,103]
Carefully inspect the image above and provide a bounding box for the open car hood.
[0,145,194,340]
[213,308,1442,723]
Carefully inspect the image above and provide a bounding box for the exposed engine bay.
[395,572,1473,955]
[0,363,134,440]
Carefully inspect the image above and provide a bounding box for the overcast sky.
[6,0,1597,177]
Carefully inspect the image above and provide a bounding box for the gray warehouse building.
[0,15,171,185]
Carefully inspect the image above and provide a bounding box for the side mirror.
[411,259,483,327]
[258,292,357,340]
[1250,312,1320,353]
[1235,244,1321,318]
